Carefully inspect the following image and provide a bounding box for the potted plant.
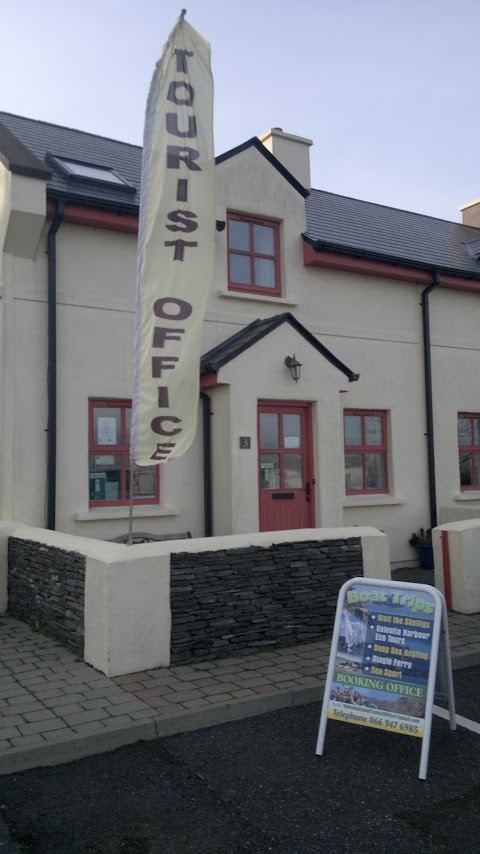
[409,527,434,570]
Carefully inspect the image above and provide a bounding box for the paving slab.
[1,602,480,775]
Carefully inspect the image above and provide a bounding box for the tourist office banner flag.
[132,11,215,465]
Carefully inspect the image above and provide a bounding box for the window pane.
[128,464,156,499]
[283,414,301,448]
[89,454,122,501]
[125,408,131,445]
[230,253,252,285]
[260,413,279,448]
[253,223,275,255]
[458,418,472,447]
[94,407,121,445]
[344,415,362,446]
[475,419,480,446]
[345,453,363,490]
[460,453,473,486]
[61,159,126,184]
[254,257,276,288]
[284,454,303,488]
[229,219,250,251]
[365,415,383,446]
[260,454,280,489]
[366,453,386,489]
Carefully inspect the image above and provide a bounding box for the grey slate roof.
[200,313,359,382]
[0,112,141,211]
[305,188,480,278]
[1,110,480,278]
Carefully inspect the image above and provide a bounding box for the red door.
[258,402,315,532]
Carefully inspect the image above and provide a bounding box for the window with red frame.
[89,399,159,506]
[458,413,480,489]
[344,410,388,494]
[227,213,281,296]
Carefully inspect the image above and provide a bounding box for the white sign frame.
[316,577,456,780]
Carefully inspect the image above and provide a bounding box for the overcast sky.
[1,0,478,221]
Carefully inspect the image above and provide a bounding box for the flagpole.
[128,453,134,545]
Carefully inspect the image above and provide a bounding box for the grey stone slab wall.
[8,538,86,652]
[170,538,363,664]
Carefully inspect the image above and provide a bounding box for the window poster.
[89,472,106,501]
[327,582,436,738]
[261,462,276,489]
[94,455,115,467]
[97,417,117,446]
[284,436,300,449]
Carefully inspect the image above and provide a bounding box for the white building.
[1,115,480,565]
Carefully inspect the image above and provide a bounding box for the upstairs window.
[89,399,159,507]
[458,413,480,489]
[344,410,388,494]
[227,213,281,297]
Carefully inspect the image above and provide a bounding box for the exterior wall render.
[6,221,204,539]
[3,141,480,565]
[430,287,480,530]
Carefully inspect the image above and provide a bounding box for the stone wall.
[8,538,86,652]
[170,538,362,664]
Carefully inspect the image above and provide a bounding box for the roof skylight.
[48,154,130,187]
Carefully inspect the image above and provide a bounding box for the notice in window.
[89,472,106,501]
[284,436,300,449]
[97,417,117,446]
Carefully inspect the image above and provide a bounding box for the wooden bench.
[109,531,192,545]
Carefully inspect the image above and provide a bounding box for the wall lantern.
[284,354,302,382]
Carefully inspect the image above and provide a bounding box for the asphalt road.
[0,667,478,854]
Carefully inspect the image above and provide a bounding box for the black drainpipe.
[421,271,440,530]
[200,391,213,536]
[46,201,64,530]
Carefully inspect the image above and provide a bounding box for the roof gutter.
[422,271,440,531]
[46,189,139,218]
[305,235,480,283]
[46,200,64,530]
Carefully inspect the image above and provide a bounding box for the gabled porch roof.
[200,312,359,383]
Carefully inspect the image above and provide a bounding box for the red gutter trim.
[441,530,453,611]
[200,373,219,389]
[47,201,138,234]
[303,242,480,294]
[303,242,431,284]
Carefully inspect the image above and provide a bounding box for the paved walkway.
[1,608,480,775]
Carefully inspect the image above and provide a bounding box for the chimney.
[259,128,313,191]
[459,198,480,228]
